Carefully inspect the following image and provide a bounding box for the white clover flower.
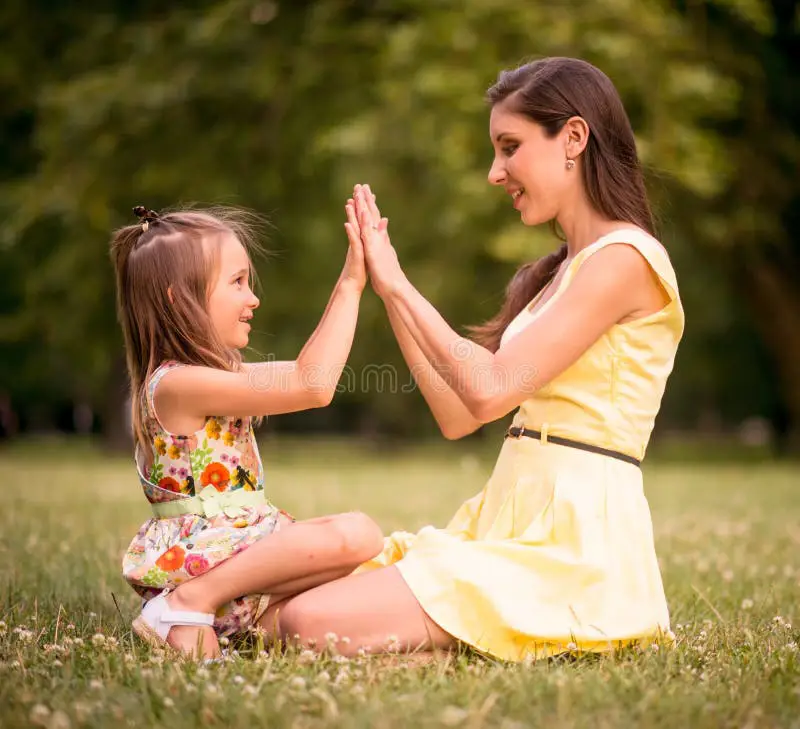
[317,670,331,683]
[233,675,245,685]
[88,612,97,619]
[440,706,469,727]
[49,709,71,729]
[340,636,351,645]
[72,702,91,723]
[89,679,103,690]
[73,638,84,647]
[66,624,75,632]
[741,599,754,610]
[290,676,307,690]
[218,637,230,647]
[651,644,660,653]
[91,634,105,647]
[52,659,63,668]
[163,697,174,708]
[242,685,258,697]
[16,629,34,643]
[297,649,317,665]
[29,704,50,725]
[324,632,339,645]
[566,642,578,651]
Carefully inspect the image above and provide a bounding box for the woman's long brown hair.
[469,57,656,351]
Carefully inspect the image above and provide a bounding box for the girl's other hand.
[342,198,368,293]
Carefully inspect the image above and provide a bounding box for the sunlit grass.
[1,437,799,728]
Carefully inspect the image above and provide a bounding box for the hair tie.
[133,205,160,233]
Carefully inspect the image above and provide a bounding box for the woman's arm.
[343,191,481,439]
[355,186,665,424]
[383,299,483,440]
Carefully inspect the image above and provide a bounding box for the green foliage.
[0,0,798,442]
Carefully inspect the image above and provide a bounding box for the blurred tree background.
[0,0,797,452]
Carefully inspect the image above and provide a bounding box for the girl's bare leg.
[277,565,457,657]
[162,512,383,657]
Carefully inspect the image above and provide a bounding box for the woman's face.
[487,102,576,226]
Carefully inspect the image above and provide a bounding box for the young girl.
[113,205,383,658]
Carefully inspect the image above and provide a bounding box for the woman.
[279,57,684,662]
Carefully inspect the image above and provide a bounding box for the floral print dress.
[122,361,288,636]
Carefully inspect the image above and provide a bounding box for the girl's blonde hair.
[110,206,262,450]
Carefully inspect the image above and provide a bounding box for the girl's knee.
[333,512,383,563]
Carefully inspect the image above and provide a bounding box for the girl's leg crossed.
[277,565,457,657]
[161,512,383,656]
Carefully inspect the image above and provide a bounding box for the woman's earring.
[565,158,576,170]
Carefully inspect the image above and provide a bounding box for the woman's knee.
[278,594,326,642]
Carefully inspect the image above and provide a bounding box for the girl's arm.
[157,225,366,420]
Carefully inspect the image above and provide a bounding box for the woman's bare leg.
[277,565,457,657]
[162,512,383,657]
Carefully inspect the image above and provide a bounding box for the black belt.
[505,426,641,467]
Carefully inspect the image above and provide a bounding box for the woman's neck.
[556,198,641,259]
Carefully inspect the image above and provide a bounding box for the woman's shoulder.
[575,227,677,286]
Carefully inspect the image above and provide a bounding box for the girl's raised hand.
[352,184,404,299]
[342,197,368,293]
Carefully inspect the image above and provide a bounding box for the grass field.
[1,437,799,728]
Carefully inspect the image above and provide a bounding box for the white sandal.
[132,590,215,650]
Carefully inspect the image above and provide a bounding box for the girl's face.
[487,102,576,226]
[207,233,260,350]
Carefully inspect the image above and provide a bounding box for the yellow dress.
[361,228,685,661]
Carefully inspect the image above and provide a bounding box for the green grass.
[1,437,799,728]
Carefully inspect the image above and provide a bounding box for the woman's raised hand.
[350,184,405,299]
